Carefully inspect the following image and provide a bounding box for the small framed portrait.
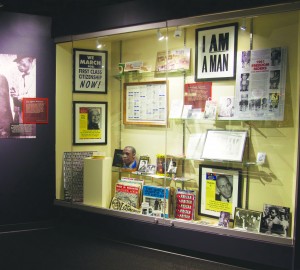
[233,207,262,233]
[199,165,241,219]
[218,211,230,227]
[167,160,177,174]
[73,101,107,145]
[138,156,150,172]
[260,204,290,237]
[145,164,156,174]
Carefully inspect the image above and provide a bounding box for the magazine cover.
[114,182,142,209]
[142,185,171,218]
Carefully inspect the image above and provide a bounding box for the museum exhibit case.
[55,4,300,269]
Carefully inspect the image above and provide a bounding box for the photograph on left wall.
[0,53,37,139]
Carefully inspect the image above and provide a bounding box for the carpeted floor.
[0,224,251,270]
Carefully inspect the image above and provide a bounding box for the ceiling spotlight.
[96,40,102,49]
[240,18,247,31]
[174,27,182,38]
[157,29,165,41]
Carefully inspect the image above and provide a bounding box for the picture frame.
[260,204,290,237]
[233,207,262,233]
[199,165,241,219]
[73,101,107,145]
[195,23,238,81]
[218,211,230,227]
[73,49,108,94]
[201,130,247,162]
[138,156,150,172]
[123,81,168,126]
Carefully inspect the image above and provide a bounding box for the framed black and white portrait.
[199,165,241,219]
[73,101,107,145]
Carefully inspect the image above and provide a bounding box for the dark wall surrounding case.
[0,12,55,225]
[52,0,300,38]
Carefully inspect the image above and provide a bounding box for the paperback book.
[175,189,196,220]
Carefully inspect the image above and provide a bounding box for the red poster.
[184,82,212,112]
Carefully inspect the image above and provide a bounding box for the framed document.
[195,23,238,81]
[123,81,168,126]
[199,165,241,219]
[73,49,107,94]
[73,101,107,145]
[201,130,247,162]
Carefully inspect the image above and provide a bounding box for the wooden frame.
[123,81,168,126]
[73,101,107,145]
[73,49,108,94]
[199,165,241,219]
[195,23,238,81]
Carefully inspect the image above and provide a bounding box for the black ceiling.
[0,0,134,17]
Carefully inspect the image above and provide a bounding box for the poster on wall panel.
[234,47,287,121]
[0,53,36,138]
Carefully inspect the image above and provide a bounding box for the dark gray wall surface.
[0,12,55,225]
[52,0,300,38]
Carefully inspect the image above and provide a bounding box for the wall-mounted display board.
[123,81,168,126]
[234,47,287,121]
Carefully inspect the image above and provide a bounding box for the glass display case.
[55,5,300,267]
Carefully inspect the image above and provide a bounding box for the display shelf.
[54,199,293,246]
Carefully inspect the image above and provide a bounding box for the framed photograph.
[138,156,150,172]
[73,101,107,145]
[218,211,230,227]
[145,164,156,174]
[195,23,238,81]
[233,207,262,233]
[201,130,247,162]
[123,81,168,126]
[260,204,290,237]
[73,49,107,93]
[199,165,241,219]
